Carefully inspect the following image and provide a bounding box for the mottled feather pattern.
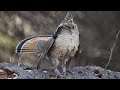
[16,36,53,53]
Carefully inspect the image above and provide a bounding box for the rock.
[0,62,120,79]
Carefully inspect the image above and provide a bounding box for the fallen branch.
[105,30,120,68]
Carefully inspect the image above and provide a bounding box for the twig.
[105,30,120,68]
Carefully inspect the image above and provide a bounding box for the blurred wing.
[16,35,54,54]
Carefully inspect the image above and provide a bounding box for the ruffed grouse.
[16,12,81,77]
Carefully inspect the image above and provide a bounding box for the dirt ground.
[0,62,120,79]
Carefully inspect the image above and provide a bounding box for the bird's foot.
[60,72,67,78]
[49,74,64,79]
[49,71,66,79]
[66,70,73,74]
[54,68,62,79]
[62,66,67,76]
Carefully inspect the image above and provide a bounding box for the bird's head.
[62,12,73,24]
[64,12,73,21]
[61,12,76,29]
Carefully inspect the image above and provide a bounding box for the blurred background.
[0,11,120,71]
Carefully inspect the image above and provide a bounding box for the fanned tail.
[16,35,53,54]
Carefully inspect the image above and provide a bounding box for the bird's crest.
[64,12,73,21]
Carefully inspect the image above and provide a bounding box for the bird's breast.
[54,31,79,56]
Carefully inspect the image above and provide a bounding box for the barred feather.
[16,35,54,54]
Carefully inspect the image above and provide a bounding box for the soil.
[0,62,120,79]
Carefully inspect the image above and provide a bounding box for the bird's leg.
[52,59,61,78]
[37,60,41,70]
[61,58,68,76]
[18,53,24,66]
[54,68,60,78]
[37,53,44,70]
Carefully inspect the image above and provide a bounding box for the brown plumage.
[16,12,81,77]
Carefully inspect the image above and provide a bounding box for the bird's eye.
[67,20,70,22]
[67,19,72,23]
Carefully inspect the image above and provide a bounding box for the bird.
[15,12,81,77]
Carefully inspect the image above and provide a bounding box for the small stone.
[43,71,47,73]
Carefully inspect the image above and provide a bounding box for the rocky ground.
[0,62,120,79]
